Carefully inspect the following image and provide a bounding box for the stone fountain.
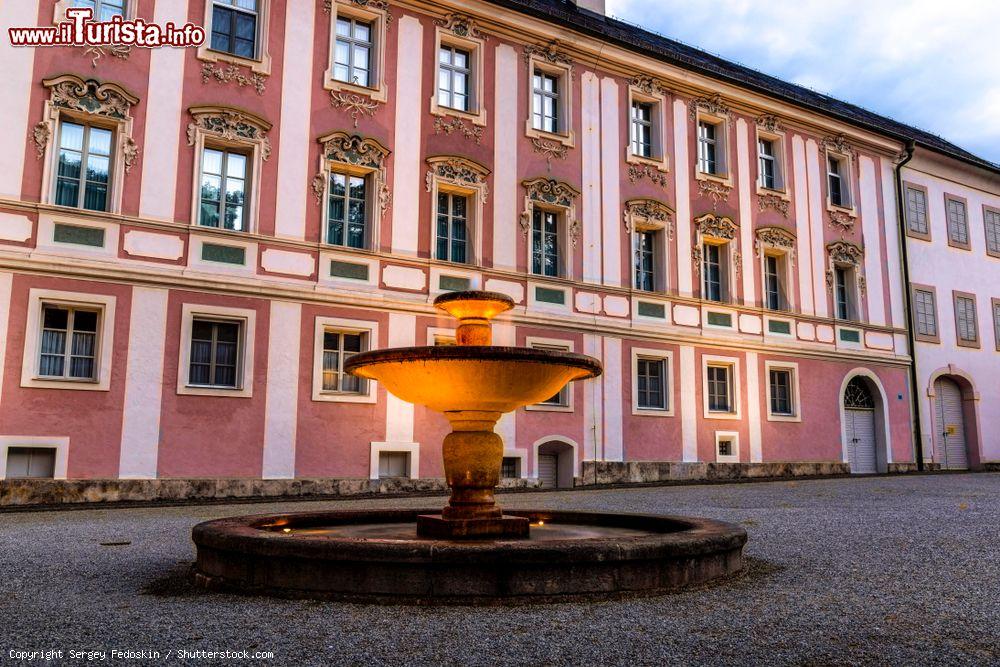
[192,291,746,602]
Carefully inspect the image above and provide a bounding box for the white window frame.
[197,145,252,233]
[761,250,792,312]
[825,150,855,213]
[765,360,801,422]
[431,25,486,126]
[715,431,740,463]
[755,126,788,195]
[426,156,490,267]
[701,239,730,303]
[695,111,730,184]
[0,436,70,480]
[316,131,389,252]
[369,442,420,480]
[312,316,378,403]
[177,303,256,398]
[702,355,741,419]
[325,0,388,101]
[199,0,272,75]
[631,347,674,417]
[525,57,575,148]
[21,288,116,392]
[626,83,668,171]
[525,336,574,412]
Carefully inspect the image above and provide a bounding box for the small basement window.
[5,447,56,479]
[378,451,410,479]
[501,457,521,479]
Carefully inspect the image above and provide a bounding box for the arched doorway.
[843,376,879,474]
[933,377,969,470]
[535,440,575,489]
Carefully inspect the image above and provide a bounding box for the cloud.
[603,0,1000,163]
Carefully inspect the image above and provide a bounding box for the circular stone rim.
[344,346,604,380]
[191,509,747,603]
[432,290,516,311]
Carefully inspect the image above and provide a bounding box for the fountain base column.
[416,410,530,539]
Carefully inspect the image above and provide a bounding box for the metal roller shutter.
[934,378,969,470]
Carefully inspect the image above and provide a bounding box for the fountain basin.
[192,509,747,603]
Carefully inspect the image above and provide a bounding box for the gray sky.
[605,0,1000,164]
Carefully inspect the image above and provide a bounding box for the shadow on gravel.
[141,561,200,598]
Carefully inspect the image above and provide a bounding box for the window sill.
[756,185,790,200]
[177,384,253,398]
[694,170,733,187]
[826,202,857,217]
[946,239,973,252]
[955,339,981,350]
[626,152,670,172]
[312,391,377,404]
[766,413,801,423]
[198,47,272,77]
[716,455,741,464]
[324,75,387,103]
[430,100,487,127]
[21,377,107,392]
[704,410,740,421]
[524,124,575,149]
[524,404,573,413]
[632,406,674,418]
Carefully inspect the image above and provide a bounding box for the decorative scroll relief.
[314,131,392,213]
[520,177,581,246]
[756,113,783,133]
[323,0,394,27]
[822,133,856,160]
[435,13,486,40]
[531,137,567,166]
[434,116,483,144]
[84,44,130,68]
[32,122,52,159]
[698,179,732,210]
[201,62,267,96]
[187,107,273,160]
[623,199,674,239]
[523,40,573,68]
[688,93,729,120]
[825,240,866,293]
[45,75,138,120]
[757,192,789,218]
[628,163,668,188]
[694,213,738,241]
[425,156,491,202]
[828,209,855,233]
[330,92,380,128]
[630,75,665,97]
[754,226,796,266]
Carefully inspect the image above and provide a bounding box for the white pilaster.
[805,139,828,317]
[880,158,906,328]
[0,0,39,199]
[792,135,814,315]
[385,312,416,442]
[601,336,623,461]
[139,0,189,220]
[859,156,885,325]
[118,287,169,478]
[736,118,755,305]
[390,16,424,255]
[581,72,602,284]
[492,45,519,271]
[0,272,13,406]
[582,333,603,460]
[745,351,762,463]
[261,301,302,478]
[673,100,693,295]
[600,77,622,287]
[680,345,698,462]
[272,0,315,240]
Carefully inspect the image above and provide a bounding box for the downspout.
[893,140,923,471]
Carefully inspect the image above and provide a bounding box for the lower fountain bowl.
[191,509,747,603]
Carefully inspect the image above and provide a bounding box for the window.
[945,196,970,249]
[321,330,366,394]
[769,369,793,416]
[706,364,732,413]
[631,101,653,158]
[531,209,561,277]
[636,357,667,411]
[4,447,56,479]
[210,0,259,60]
[199,148,248,232]
[188,319,242,389]
[954,292,979,347]
[54,121,112,212]
[333,16,373,87]
[74,0,125,20]
[634,230,656,292]
[528,340,572,409]
[912,286,939,342]
[436,192,468,263]
[697,120,719,175]
[763,254,785,311]
[984,207,1000,257]
[532,70,560,134]
[905,185,929,238]
[715,432,739,463]
[327,171,367,248]
[37,305,99,381]
[438,45,471,112]
[501,457,520,479]
[993,299,1000,351]
[702,242,725,302]
[758,138,778,190]
[834,266,853,320]
[378,451,409,478]
[827,155,850,208]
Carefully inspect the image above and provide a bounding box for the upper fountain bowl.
[344,345,602,414]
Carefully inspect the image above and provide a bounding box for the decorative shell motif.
[755,113,782,133]
[754,226,796,266]
[188,109,272,160]
[630,75,664,97]
[321,132,389,170]
[688,93,729,120]
[827,240,864,267]
[523,40,572,67]
[46,76,137,120]
[822,133,855,160]
[523,178,580,209]
[828,209,855,232]
[425,157,490,202]
[757,192,790,218]
[323,0,393,26]
[623,199,674,238]
[435,13,485,39]
[694,213,738,240]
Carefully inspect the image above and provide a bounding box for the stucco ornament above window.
[623,199,674,238]
[631,75,665,98]
[322,0,394,27]
[698,179,732,210]
[822,133,856,161]
[693,213,738,241]
[330,92,381,128]
[45,75,138,120]
[758,192,789,218]
[187,106,272,160]
[531,137,568,166]
[201,62,267,96]
[425,156,491,202]
[435,12,486,40]
[755,113,783,133]
[520,177,581,245]
[434,116,483,144]
[311,131,391,214]
[628,163,668,188]
[825,240,866,294]
[754,226,797,266]
[523,40,573,68]
[688,93,730,120]
[828,209,855,233]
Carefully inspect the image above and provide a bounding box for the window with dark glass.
[210,0,259,60]
[707,365,732,413]
[55,121,112,212]
[438,45,471,111]
[764,254,783,310]
[913,288,938,339]
[327,171,367,248]
[322,330,366,394]
[905,186,928,235]
[702,243,723,302]
[533,343,569,407]
[38,305,99,381]
[199,148,247,231]
[946,197,969,246]
[985,208,1000,255]
[769,368,793,416]
[532,71,559,134]
[501,457,520,479]
[634,230,655,292]
[436,192,468,263]
[333,16,373,87]
[531,209,560,277]
[74,0,125,20]
[758,138,777,189]
[636,358,667,410]
[828,155,847,207]
[835,266,852,320]
[630,101,653,158]
[697,121,718,174]
[955,295,978,344]
[189,319,241,389]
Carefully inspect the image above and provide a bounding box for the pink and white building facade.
[0,0,995,495]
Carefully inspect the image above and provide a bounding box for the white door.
[846,409,877,474]
[934,378,968,470]
[537,454,558,489]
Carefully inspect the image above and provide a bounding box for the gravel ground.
[1,473,999,666]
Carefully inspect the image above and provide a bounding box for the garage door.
[537,454,557,489]
[934,378,968,470]
[846,409,877,474]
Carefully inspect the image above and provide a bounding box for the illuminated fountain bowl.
[191,508,747,603]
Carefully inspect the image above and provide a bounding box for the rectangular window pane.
[946,198,968,245]
[769,369,793,415]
